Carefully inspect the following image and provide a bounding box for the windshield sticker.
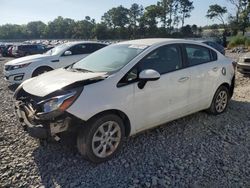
[128,45,148,49]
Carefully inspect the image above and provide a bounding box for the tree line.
[0,0,249,40]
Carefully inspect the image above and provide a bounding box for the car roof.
[65,41,107,46]
[118,38,184,46]
[117,38,212,47]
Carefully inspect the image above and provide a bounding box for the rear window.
[185,44,217,67]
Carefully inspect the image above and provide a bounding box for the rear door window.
[184,44,213,66]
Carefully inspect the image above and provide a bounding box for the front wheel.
[77,114,125,163]
[32,67,53,77]
[207,85,229,115]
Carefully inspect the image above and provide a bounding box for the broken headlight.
[37,90,79,117]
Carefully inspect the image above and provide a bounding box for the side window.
[185,44,211,66]
[138,45,182,74]
[210,49,218,61]
[118,67,138,87]
[37,45,44,50]
[118,44,182,87]
[67,44,87,55]
[91,44,107,52]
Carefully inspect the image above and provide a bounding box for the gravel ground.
[0,53,250,188]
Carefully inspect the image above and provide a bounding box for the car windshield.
[71,44,147,72]
[45,44,68,55]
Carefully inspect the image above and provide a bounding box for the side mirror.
[138,69,160,89]
[64,50,72,56]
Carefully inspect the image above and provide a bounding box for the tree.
[128,3,144,38]
[206,4,227,26]
[102,6,129,29]
[191,24,198,35]
[227,0,249,35]
[227,0,248,22]
[26,21,46,39]
[206,4,228,46]
[157,0,179,29]
[93,23,110,39]
[180,24,193,37]
[179,0,194,27]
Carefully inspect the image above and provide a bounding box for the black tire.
[77,114,125,163]
[32,67,53,77]
[207,85,229,115]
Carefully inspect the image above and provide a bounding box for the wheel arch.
[86,109,131,137]
[32,65,54,77]
[219,79,234,98]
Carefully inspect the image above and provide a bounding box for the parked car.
[200,40,225,55]
[237,53,250,74]
[13,39,235,163]
[11,44,47,57]
[7,46,14,57]
[4,41,107,83]
[1,45,13,57]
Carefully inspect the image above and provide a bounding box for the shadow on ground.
[8,84,19,92]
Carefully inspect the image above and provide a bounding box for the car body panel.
[237,53,250,74]
[16,38,235,137]
[22,68,107,97]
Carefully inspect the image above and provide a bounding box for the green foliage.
[0,2,197,40]
[206,4,227,25]
[228,35,250,48]
[227,0,249,35]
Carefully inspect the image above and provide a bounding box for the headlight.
[38,90,78,115]
[10,63,31,70]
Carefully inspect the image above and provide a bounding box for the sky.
[0,0,236,26]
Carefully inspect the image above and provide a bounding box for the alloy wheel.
[215,90,228,113]
[92,121,121,158]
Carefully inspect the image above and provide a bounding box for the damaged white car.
[14,39,235,163]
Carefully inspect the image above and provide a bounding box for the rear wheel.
[77,114,125,163]
[207,85,229,115]
[32,67,53,77]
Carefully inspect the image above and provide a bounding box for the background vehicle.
[7,46,14,57]
[1,45,13,57]
[14,39,235,163]
[12,44,47,57]
[237,53,250,74]
[4,41,107,83]
[201,40,225,55]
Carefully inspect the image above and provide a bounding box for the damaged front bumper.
[14,101,78,140]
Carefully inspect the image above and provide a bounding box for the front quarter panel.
[66,76,136,134]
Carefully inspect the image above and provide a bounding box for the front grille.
[244,58,250,63]
[4,65,12,71]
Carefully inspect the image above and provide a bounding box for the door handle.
[178,77,189,82]
[212,67,219,71]
[51,59,59,62]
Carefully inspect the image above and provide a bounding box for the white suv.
[14,39,235,163]
[4,41,107,84]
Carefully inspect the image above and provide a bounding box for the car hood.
[22,68,107,97]
[240,52,250,59]
[5,54,53,66]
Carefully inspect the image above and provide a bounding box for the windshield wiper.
[70,67,93,73]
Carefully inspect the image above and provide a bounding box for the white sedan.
[14,39,235,163]
[4,41,107,84]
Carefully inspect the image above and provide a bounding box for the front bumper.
[14,101,75,139]
[15,101,49,139]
